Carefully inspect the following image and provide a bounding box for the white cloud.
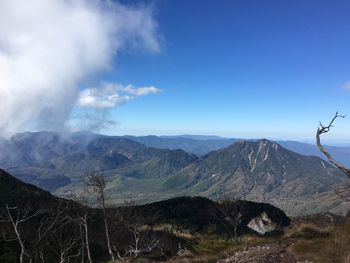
[342,81,350,90]
[0,0,159,136]
[77,83,161,109]
[120,85,161,96]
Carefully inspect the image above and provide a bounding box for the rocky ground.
[216,242,297,263]
[131,212,349,263]
[216,213,349,263]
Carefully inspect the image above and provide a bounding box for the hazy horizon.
[4,129,350,147]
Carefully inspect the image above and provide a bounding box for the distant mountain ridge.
[125,135,238,156]
[127,135,350,166]
[0,132,196,191]
[161,134,231,140]
[0,131,348,216]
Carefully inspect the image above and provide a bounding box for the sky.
[1,0,350,142]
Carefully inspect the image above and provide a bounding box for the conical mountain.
[164,140,344,201]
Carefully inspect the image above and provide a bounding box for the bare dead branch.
[316,112,350,179]
[1,204,45,263]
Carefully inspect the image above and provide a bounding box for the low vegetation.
[289,218,350,263]
[142,215,349,263]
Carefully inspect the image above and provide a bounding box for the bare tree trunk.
[4,205,37,263]
[104,217,115,261]
[60,252,65,263]
[101,189,115,262]
[86,173,115,262]
[128,226,141,257]
[233,212,242,242]
[83,215,92,263]
[40,251,45,263]
[10,220,26,263]
[79,223,85,263]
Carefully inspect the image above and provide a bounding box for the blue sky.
[88,0,350,141]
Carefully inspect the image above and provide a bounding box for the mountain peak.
[232,139,281,157]
[164,138,344,210]
[238,139,276,147]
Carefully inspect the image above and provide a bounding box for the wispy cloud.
[342,81,350,90]
[68,110,118,133]
[77,83,161,109]
[0,0,159,136]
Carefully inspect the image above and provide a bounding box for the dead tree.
[220,200,242,241]
[118,200,160,258]
[86,173,116,262]
[56,233,81,263]
[39,201,88,263]
[34,204,80,263]
[67,192,93,263]
[316,111,350,179]
[31,202,71,262]
[232,212,242,241]
[81,214,92,263]
[125,225,159,258]
[317,112,350,200]
[126,225,142,257]
[0,204,44,263]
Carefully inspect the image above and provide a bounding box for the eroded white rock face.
[247,212,277,235]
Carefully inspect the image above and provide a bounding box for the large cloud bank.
[0,0,159,136]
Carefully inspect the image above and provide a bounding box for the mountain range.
[0,131,349,216]
[127,135,350,167]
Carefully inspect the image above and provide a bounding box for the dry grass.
[152,224,194,240]
[289,218,350,263]
[240,233,280,246]
[284,223,330,240]
[115,218,350,263]
[192,234,233,255]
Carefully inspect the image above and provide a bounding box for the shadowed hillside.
[0,169,291,263]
